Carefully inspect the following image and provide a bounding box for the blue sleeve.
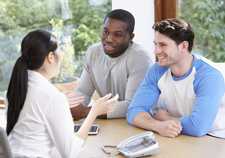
[181,69,225,136]
[127,64,162,124]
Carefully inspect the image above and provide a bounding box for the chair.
[0,127,13,158]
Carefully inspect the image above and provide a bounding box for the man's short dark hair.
[153,18,195,52]
[104,9,135,35]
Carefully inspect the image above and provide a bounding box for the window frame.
[154,0,177,22]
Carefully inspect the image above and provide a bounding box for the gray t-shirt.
[76,42,152,118]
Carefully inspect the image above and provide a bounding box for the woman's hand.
[91,93,119,117]
[77,93,119,139]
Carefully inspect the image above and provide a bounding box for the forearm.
[181,115,210,136]
[153,109,180,121]
[180,95,223,136]
[133,112,182,137]
[70,104,91,120]
[77,107,97,139]
[132,112,161,133]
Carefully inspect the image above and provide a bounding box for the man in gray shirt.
[69,9,152,120]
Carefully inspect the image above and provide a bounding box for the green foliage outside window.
[0,0,111,92]
[69,0,111,56]
[178,0,225,62]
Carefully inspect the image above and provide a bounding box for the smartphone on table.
[74,124,99,135]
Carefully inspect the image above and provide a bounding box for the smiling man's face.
[101,18,133,57]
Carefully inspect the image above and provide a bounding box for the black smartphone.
[74,124,99,135]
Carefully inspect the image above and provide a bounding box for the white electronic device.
[117,132,159,158]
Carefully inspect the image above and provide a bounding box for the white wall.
[112,0,155,61]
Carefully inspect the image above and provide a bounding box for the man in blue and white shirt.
[127,18,225,138]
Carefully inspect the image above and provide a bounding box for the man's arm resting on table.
[153,109,180,121]
[132,112,182,138]
[181,71,225,137]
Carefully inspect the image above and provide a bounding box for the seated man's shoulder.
[195,59,222,74]
[85,42,103,60]
[88,42,102,50]
[153,63,168,70]
[127,43,152,64]
[150,63,168,76]
[194,58,225,82]
[87,42,102,54]
[130,42,149,55]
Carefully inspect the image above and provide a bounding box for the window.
[178,0,225,62]
[154,0,225,62]
[154,0,176,22]
[0,0,111,96]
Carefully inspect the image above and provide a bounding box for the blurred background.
[0,0,224,98]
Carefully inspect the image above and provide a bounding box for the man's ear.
[130,33,135,40]
[179,41,189,53]
[46,51,55,64]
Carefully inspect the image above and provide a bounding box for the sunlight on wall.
[112,0,155,61]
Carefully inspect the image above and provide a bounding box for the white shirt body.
[8,70,84,158]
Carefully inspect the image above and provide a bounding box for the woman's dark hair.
[153,18,195,52]
[104,9,135,35]
[6,30,57,135]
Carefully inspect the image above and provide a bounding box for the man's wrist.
[70,105,91,120]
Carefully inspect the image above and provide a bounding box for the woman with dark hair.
[6,30,118,158]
